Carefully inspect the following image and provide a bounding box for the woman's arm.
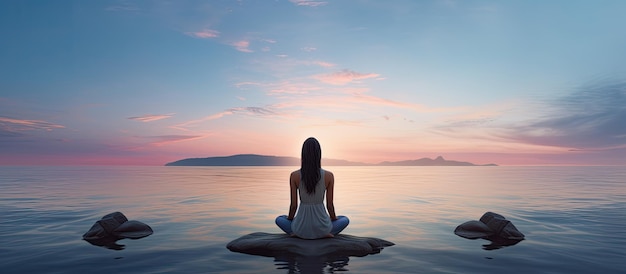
[287,171,299,220]
[325,171,338,221]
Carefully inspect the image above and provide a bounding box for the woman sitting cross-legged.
[275,137,349,239]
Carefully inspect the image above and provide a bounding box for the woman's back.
[298,169,326,204]
[275,137,349,238]
[291,169,332,239]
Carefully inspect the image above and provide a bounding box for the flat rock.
[227,232,394,257]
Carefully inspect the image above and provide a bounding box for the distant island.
[165,154,497,166]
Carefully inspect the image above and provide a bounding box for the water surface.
[1,166,624,273]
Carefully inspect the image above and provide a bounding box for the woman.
[275,137,349,239]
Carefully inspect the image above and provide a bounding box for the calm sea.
[1,166,624,273]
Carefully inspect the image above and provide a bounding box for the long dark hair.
[301,137,321,194]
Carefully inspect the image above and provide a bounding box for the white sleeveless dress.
[291,169,332,239]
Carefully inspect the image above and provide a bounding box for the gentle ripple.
[0,166,625,273]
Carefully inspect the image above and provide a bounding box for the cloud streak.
[289,0,328,7]
[313,69,380,85]
[228,106,278,116]
[312,61,336,67]
[138,135,207,147]
[430,80,626,152]
[351,92,416,109]
[128,113,175,122]
[172,106,282,131]
[235,79,451,113]
[235,81,322,95]
[185,29,220,38]
[500,80,626,150]
[231,40,253,52]
[171,110,234,131]
[105,3,139,12]
[0,116,65,131]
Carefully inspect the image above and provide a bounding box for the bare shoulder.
[290,170,301,179]
[290,170,300,186]
[324,169,334,182]
[324,169,334,177]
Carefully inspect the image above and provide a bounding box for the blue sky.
[1,0,625,165]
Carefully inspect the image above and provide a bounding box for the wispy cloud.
[0,128,24,138]
[235,81,264,88]
[185,29,220,38]
[0,116,65,131]
[105,2,139,12]
[138,135,207,146]
[312,61,336,67]
[235,79,445,113]
[432,80,626,152]
[128,113,175,122]
[268,81,323,95]
[500,80,626,150]
[231,40,253,52]
[172,110,234,131]
[301,47,317,52]
[172,106,287,132]
[290,0,328,7]
[235,81,321,95]
[264,86,449,115]
[229,106,277,116]
[313,69,381,85]
[338,87,453,113]
[351,92,420,109]
[439,117,496,130]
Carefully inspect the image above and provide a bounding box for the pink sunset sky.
[1,1,625,166]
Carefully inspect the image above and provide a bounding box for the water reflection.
[274,254,350,274]
[233,250,357,273]
[84,235,126,250]
[480,236,523,250]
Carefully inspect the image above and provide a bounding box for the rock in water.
[454,211,524,240]
[83,212,153,250]
[227,232,394,257]
[454,211,524,250]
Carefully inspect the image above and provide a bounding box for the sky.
[1,0,625,166]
